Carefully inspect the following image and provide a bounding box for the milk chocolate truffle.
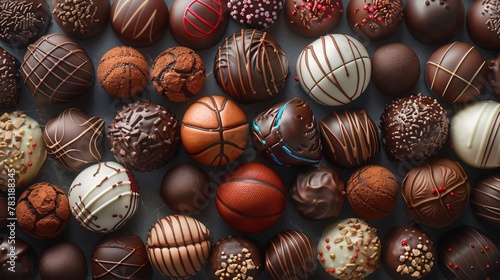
[383,225,436,280]
[402,158,470,228]
[92,231,152,280]
[265,230,316,280]
[489,55,500,96]
[252,97,322,166]
[52,0,110,39]
[0,192,6,230]
[110,0,168,47]
[39,242,87,280]
[320,108,379,168]
[151,46,206,102]
[471,175,500,227]
[426,41,488,104]
[380,94,449,162]
[0,0,50,48]
[43,108,105,172]
[0,235,38,280]
[97,46,149,98]
[214,29,289,103]
[346,165,399,220]
[347,0,404,41]
[371,43,420,96]
[438,226,500,280]
[404,0,464,45]
[228,0,283,29]
[208,236,262,280]
[466,0,500,51]
[160,162,210,212]
[169,0,229,50]
[290,165,345,220]
[0,48,20,108]
[108,100,180,171]
[284,0,344,37]
[21,34,94,105]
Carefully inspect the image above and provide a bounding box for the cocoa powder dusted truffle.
[228,0,283,29]
[466,0,500,51]
[284,0,344,37]
[52,0,110,39]
[0,47,21,108]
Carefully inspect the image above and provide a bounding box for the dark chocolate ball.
[466,0,500,51]
[371,43,420,96]
[51,0,110,39]
[471,174,500,227]
[284,0,343,37]
[489,55,500,97]
[39,242,87,280]
[160,162,210,212]
[0,235,38,280]
[0,47,21,108]
[228,0,283,29]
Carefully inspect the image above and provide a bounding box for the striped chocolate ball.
[471,175,500,227]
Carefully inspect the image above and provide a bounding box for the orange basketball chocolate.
[216,162,286,233]
[181,95,248,166]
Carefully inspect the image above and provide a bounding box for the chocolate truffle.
[151,46,206,102]
[489,55,500,96]
[39,242,87,280]
[108,100,180,171]
[160,162,210,212]
[438,226,500,280]
[402,158,470,228]
[297,34,371,106]
[383,224,436,280]
[169,0,229,50]
[97,46,149,98]
[208,236,262,280]
[0,235,38,280]
[68,161,140,233]
[228,0,283,29]
[265,230,316,280]
[320,108,379,168]
[252,97,322,166]
[290,165,345,220]
[346,165,399,220]
[0,47,20,108]
[0,111,47,191]
[380,94,449,162]
[16,182,71,239]
[471,175,500,227]
[317,218,381,279]
[284,0,344,37]
[450,100,500,168]
[426,41,488,104]
[347,0,404,41]
[147,215,211,279]
[0,0,50,48]
[181,95,248,166]
[404,0,464,45]
[214,29,289,103]
[110,0,168,47]
[371,43,420,96]
[0,192,6,230]
[43,108,105,172]
[52,0,110,39]
[92,231,152,280]
[466,0,500,51]
[21,33,95,105]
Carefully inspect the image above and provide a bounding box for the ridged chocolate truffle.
[402,158,470,228]
[284,0,344,37]
[252,97,322,166]
[108,100,180,172]
[320,108,379,168]
[380,94,449,162]
[0,47,20,108]
[39,242,87,280]
[290,165,345,220]
[466,0,500,51]
[228,0,283,29]
[471,174,500,227]
[51,0,110,39]
[0,235,38,280]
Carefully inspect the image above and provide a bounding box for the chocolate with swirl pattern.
[471,174,500,227]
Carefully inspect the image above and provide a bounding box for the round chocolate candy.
[284,0,344,38]
[0,193,6,230]
[0,47,21,108]
[227,0,283,29]
[489,55,500,97]
[0,235,38,280]
[466,0,500,51]
[471,174,500,227]
[39,242,87,280]
[52,0,110,39]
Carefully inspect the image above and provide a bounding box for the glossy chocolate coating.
[320,108,379,168]
[92,231,152,280]
[39,242,87,280]
[383,224,436,280]
[108,100,180,172]
[252,97,322,166]
[110,0,168,47]
[471,174,500,227]
[284,0,343,37]
[43,108,105,172]
[0,192,6,230]
[347,0,404,41]
[290,165,345,220]
[404,0,464,45]
[0,0,51,48]
[402,158,470,228]
[466,0,500,51]
[21,34,94,105]
[0,47,20,108]
[438,226,500,280]
[489,55,500,96]
[426,41,488,104]
[52,0,110,39]
[170,0,229,50]
[214,29,289,103]
[228,0,283,29]
[380,94,449,162]
[0,235,38,280]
